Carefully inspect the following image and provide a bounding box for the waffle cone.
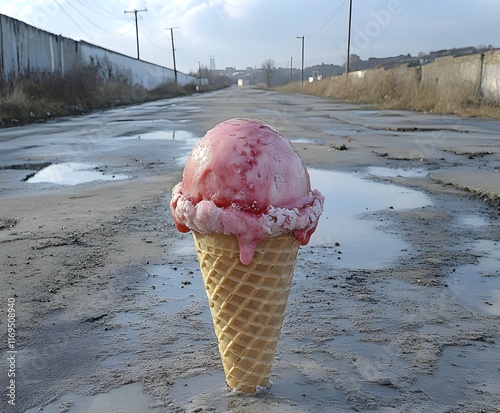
[192,231,300,393]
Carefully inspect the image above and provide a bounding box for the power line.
[144,4,174,34]
[63,0,121,35]
[140,24,168,43]
[286,0,346,79]
[73,0,122,20]
[53,0,96,42]
[129,2,182,52]
[305,0,347,38]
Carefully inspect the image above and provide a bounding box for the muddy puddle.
[116,129,200,165]
[115,129,200,166]
[289,137,321,144]
[25,162,129,185]
[142,252,205,316]
[168,368,346,413]
[448,239,500,316]
[0,126,201,192]
[23,382,165,413]
[413,343,500,407]
[308,168,431,269]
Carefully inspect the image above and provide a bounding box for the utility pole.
[124,8,147,60]
[345,0,352,76]
[166,27,179,83]
[296,36,304,84]
[290,56,293,83]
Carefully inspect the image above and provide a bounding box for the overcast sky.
[1,0,499,74]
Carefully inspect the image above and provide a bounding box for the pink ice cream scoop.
[170,118,324,264]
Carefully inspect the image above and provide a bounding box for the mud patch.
[23,382,166,413]
[367,166,428,178]
[0,217,18,230]
[0,162,52,171]
[118,130,195,141]
[443,148,494,158]
[169,368,345,413]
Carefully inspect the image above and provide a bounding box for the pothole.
[449,239,500,316]
[307,168,432,269]
[0,218,18,230]
[24,162,129,185]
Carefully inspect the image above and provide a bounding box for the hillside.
[217,46,498,86]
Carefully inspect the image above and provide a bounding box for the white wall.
[0,14,197,87]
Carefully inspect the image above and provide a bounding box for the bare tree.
[261,59,276,88]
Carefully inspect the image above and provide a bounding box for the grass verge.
[0,66,216,127]
[278,67,500,119]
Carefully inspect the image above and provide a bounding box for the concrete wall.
[0,14,197,87]
[77,41,196,88]
[350,50,500,104]
[419,54,482,100]
[482,51,500,102]
[421,50,499,103]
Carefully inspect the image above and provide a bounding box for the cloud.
[1,0,499,73]
[3,0,61,30]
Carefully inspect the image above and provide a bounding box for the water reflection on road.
[308,168,431,269]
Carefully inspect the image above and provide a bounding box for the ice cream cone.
[192,231,300,394]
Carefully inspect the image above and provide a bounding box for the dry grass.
[279,67,500,119]
[0,66,212,127]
